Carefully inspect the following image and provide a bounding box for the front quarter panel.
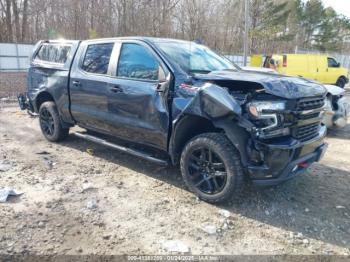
[174,83,242,121]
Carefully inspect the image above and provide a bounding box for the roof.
[81,36,193,45]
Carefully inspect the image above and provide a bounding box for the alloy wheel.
[186,146,228,194]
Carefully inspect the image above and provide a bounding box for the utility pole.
[243,0,249,66]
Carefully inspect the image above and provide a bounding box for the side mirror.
[337,62,341,68]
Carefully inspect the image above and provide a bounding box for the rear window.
[81,43,114,74]
[34,44,71,64]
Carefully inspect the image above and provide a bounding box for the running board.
[73,132,168,166]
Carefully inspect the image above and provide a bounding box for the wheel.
[39,101,69,142]
[180,133,244,203]
[336,77,346,88]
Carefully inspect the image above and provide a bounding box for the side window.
[117,43,159,80]
[328,57,339,68]
[82,43,114,74]
[35,44,71,64]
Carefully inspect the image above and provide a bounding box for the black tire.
[180,133,244,203]
[39,101,69,142]
[336,77,346,88]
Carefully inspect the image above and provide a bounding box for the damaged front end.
[179,71,328,186]
[323,85,350,129]
[243,94,327,185]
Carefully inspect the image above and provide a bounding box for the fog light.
[261,127,290,138]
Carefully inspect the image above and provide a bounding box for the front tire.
[39,101,69,142]
[336,77,346,88]
[180,133,244,203]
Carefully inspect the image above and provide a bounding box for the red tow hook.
[298,162,309,169]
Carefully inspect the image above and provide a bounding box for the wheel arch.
[169,114,249,166]
[169,115,220,165]
[35,91,55,112]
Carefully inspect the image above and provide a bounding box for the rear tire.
[336,77,346,88]
[39,101,69,142]
[180,133,244,203]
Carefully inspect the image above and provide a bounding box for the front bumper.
[248,125,327,186]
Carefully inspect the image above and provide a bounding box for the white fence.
[0,43,34,72]
[1,43,349,72]
[225,55,249,67]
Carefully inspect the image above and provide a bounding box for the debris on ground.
[161,240,190,253]
[36,151,50,155]
[218,209,231,218]
[86,198,97,209]
[86,148,94,155]
[0,161,12,172]
[0,188,23,203]
[81,182,96,192]
[336,206,346,209]
[42,157,55,169]
[201,223,217,235]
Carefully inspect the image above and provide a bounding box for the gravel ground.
[0,103,349,257]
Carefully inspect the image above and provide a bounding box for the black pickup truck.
[19,37,328,203]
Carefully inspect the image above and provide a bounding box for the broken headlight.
[247,101,290,138]
[247,101,286,118]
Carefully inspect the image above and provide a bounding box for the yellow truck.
[251,54,349,88]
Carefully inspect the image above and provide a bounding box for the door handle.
[110,85,123,93]
[72,80,81,87]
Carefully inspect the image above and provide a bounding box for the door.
[314,56,327,83]
[326,57,341,84]
[304,56,315,81]
[105,41,171,150]
[69,42,115,131]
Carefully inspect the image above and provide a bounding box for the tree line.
[1,0,350,54]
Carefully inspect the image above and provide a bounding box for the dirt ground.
[0,101,350,257]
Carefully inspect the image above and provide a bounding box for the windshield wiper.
[189,69,212,75]
[222,68,239,72]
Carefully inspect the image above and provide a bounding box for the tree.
[249,0,292,53]
[296,0,324,49]
[0,0,349,54]
[4,0,12,42]
[313,8,350,52]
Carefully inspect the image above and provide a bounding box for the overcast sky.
[322,0,350,18]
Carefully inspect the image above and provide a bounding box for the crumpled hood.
[194,70,327,99]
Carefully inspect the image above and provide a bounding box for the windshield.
[155,41,237,74]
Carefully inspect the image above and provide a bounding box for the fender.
[324,84,345,96]
[180,83,242,119]
[213,119,250,166]
[169,83,250,165]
